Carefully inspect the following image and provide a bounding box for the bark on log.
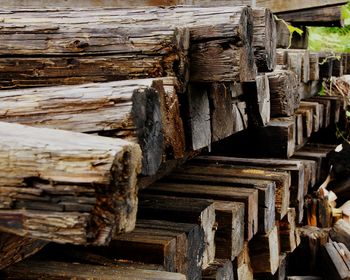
[137,194,216,270]
[266,70,299,117]
[0,77,184,176]
[0,232,48,270]
[0,121,142,245]
[1,260,186,280]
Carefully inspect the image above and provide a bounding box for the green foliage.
[308,26,350,53]
[342,2,350,25]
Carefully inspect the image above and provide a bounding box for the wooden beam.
[2,260,187,280]
[256,0,348,13]
[0,122,142,245]
[277,5,343,26]
[202,259,235,280]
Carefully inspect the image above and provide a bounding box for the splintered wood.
[0,122,142,245]
[0,78,184,176]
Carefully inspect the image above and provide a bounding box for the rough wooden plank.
[249,226,280,274]
[0,6,257,87]
[212,117,296,158]
[299,101,321,133]
[166,164,275,233]
[309,52,320,81]
[242,74,271,127]
[146,182,258,241]
[307,97,331,128]
[278,208,300,253]
[252,7,277,72]
[137,194,216,270]
[277,5,343,26]
[1,260,187,280]
[275,19,290,48]
[254,253,288,280]
[330,219,350,249]
[0,77,183,176]
[0,0,255,7]
[197,156,305,223]
[236,242,254,280]
[266,70,299,117]
[0,122,142,245]
[202,259,234,280]
[322,241,350,280]
[0,232,48,270]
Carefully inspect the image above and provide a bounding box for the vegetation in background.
[308,2,350,53]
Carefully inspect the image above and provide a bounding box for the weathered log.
[254,253,288,280]
[242,74,271,127]
[0,22,190,90]
[307,96,331,128]
[330,219,350,249]
[0,232,48,270]
[137,194,216,270]
[180,159,291,220]
[208,83,248,142]
[288,226,329,275]
[0,6,257,86]
[236,241,254,280]
[212,117,296,158]
[0,121,142,245]
[1,260,187,280]
[146,181,258,241]
[166,164,275,233]
[299,101,321,133]
[277,5,343,26]
[278,208,300,253]
[321,241,350,280]
[202,259,234,280]
[108,219,204,277]
[252,7,277,72]
[296,106,314,139]
[275,18,290,48]
[266,70,299,117]
[0,77,183,176]
[0,0,256,7]
[295,112,305,147]
[309,52,320,81]
[249,225,280,274]
[197,156,305,223]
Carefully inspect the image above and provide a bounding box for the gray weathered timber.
[0,6,257,87]
[0,122,142,245]
[137,194,216,270]
[202,259,235,280]
[167,163,276,232]
[253,8,277,72]
[2,260,186,280]
[267,70,299,117]
[0,19,190,89]
[0,77,183,176]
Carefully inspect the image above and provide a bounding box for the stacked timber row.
[0,3,349,280]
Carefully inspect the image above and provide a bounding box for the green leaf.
[288,25,303,37]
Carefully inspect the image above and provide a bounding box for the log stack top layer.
[0,5,258,87]
[0,121,142,245]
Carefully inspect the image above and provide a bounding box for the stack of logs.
[0,3,349,280]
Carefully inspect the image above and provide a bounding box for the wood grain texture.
[1,260,187,280]
[0,121,142,245]
[0,232,47,270]
[0,78,184,176]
